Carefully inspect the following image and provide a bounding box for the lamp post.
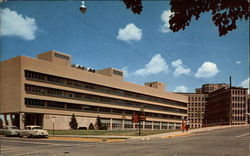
[80,1,87,14]
[52,117,56,136]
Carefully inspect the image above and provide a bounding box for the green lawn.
[48,129,180,136]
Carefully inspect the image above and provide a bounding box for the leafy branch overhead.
[123,0,249,36]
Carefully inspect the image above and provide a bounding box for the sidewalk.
[48,124,249,142]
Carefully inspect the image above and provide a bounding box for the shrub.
[88,123,95,130]
[95,116,103,130]
[69,114,78,130]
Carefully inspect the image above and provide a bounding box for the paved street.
[1,126,249,156]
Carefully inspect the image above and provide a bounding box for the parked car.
[0,126,20,137]
[19,125,49,138]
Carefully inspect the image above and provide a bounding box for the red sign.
[132,114,139,123]
[140,115,146,121]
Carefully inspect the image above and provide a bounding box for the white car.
[0,126,20,137]
[19,125,49,138]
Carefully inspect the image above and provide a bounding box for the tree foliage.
[122,0,249,36]
[88,122,95,130]
[94,116,108,130]
[95,116,102,130]
[69,114,78,130]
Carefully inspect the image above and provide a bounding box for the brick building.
[179,83,248,128]
[204,87,248,125]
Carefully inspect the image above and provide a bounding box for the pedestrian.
[181,119,185,132]
[186,119,190,132]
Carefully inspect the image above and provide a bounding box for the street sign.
[132,114,139,123]
[140,115,146,121]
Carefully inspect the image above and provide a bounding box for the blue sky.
[0,1,249,93]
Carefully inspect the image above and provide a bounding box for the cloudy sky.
[0,1,249,93]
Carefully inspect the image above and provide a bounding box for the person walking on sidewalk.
[186,119,190,132]
[181,119,185,132]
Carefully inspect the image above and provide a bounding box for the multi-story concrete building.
[0,50,188,130]
[204,87,248,126]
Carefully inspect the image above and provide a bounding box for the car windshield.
[10,126,18,129]
[32,127,42,130]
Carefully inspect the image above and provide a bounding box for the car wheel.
[28,134,33,138]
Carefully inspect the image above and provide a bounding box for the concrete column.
[151,121,154,130]
[142,121,145,130]
[160,122,162,130]
[4,114,8,126]
[167,122,169,130]
[9,114,13,126]
[122,120,125,131]
[2,114,6,126]
[110,118,112,130]
[133,123,135,130]
[19,113,25,129]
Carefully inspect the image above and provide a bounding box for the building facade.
[178,93,207,128]
[0,50,188,130]
[204,87,248,126]
[179,83,248,128]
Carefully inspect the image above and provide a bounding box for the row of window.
[188,108,205,112]
[232,103,246,108]
[232,96,246,102]
[24,70,186,107]
[188,97,206,101]
[101,120,180,130]
[188,103,206,107]
[54,53,70,60]
[25,84,187,114]
[232,90,246,95]
[233,116,246,121]
[233,110,246,115]
[24,98,182,120]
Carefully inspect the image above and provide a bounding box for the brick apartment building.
[179,83,248,128]
[204,87,248,125]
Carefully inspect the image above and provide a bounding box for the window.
[113,70,123,76]
[54,53,70,60]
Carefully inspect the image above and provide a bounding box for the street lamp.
[80,1,87,14]
[52,117,56,136]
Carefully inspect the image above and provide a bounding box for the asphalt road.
[1,126,249,156]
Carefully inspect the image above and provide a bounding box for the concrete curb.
[48,137,126,142]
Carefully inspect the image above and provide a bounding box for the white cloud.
[174,86,189,92]
[240,78,249,93]
[171,59,182,68]
[240,78,249,88]
[117,23,142,42]
[174,66,191,77]
[0,8,38,40]
[195,62,219,78]
[122,67,129,78]
[134,54,168,76]
[171,59,191,77]
[160,10,173,33]
[236,61,242,64]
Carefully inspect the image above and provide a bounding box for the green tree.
[69,114,78,130]
[88,122,95,130]
[95,116,102,130]
[122,0,249,36]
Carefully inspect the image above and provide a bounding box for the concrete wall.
[0,57,22,113]
[43,114,96,130]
